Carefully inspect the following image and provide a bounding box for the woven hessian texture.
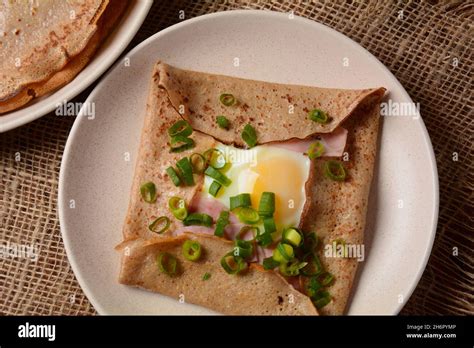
[0,0,472,315]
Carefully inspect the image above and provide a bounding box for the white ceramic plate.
[59,10,438,315]
[0,0,152,133]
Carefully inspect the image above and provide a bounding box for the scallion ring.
[182,240,202,261]
[170,135,195,153]
[140,182,157,203]
[214,210,229,237]
[165,167,181,186]
[220,252,247,275]
[256,230,273,247]
[209,180,222,197]
[168,120,192,137]
[319,272,334,286]
[300,252,323,277]
[241,123,257,148]
[190,153,206,174]
[308,141,325,160]
[306,277,323,297]
[324,160,346,181]
[233,239,254,259]
[168,196,188,221]
[203,148,226,169]
[148,216,170,234]
[279,259,308,277]
[216,115,230,129]
[176,157,194,186]
[308,109,329,124]
[312,290,331,309]
[157,252,178,276]
[272,243,294,263]
[236,207,260,224]
[282,227,304,247]
[237,225,259,241]
[183,213,213,227]
[304,232,319,252]
[263,257,280,270]
[263,216,277,234]
[204,166,232,187]
[229,193,251,210]
[219,93,236,107]
[258,192,275,217]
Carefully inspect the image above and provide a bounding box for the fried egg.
[203,143,311,230]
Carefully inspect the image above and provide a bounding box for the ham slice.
[174,193,243,240]
[174,193,276,264]
[271,127,348,157]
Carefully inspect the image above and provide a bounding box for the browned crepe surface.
[301,100,382,315]
[156,62,384,146]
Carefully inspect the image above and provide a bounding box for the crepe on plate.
[0,0,128,114]
[117,61,385,315]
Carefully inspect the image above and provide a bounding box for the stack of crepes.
[117,61,386,315]
[0,0,128,114]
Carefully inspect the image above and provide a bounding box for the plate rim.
[59,9,439,315]
[0,0,153,133]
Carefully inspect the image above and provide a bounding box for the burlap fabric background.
[1,0,472,315]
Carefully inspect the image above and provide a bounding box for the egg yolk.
[250,155,306,227]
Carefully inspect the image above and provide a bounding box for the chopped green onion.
[256,230,273,247]
[273,243,294,263]
[301,252,323,277]
[258,192,275,217]
[168,196,188,220]
[216,115,230,129]
[170,135,195,153]
[190,153,206,174]
[140,182,157,203]
[279,259,308,277]
[312,290,331,309]
[157,252,178,276]
[236,207,260,224]
[263,216,277,234]
[202,272,211,281]
[233,239,254,259]
[324,160,346,181]
[214,210,229,237]
[237,226,259,241]
[203,148,226,169]
[308,141,325,160]
[262,257,280,270]
[303,232,319,253]
[204,166,232,186]
[308,109,328,124]
[183,213,213,227]
[219,93,236,107]
[306,277,323,297]
[209,180,222,197]
[220,252,247,274]
[229,193,251,210]
[148,216,170,234]
[242,124,257,148]
[166,166,181,186]
[168,120,193,137]
[282,228,303,247]
[319,272,334,286]
[182,240,202,261]
[176,157,194,186]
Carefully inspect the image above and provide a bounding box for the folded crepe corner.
[118,233,318,315]
[118,61,386,315]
